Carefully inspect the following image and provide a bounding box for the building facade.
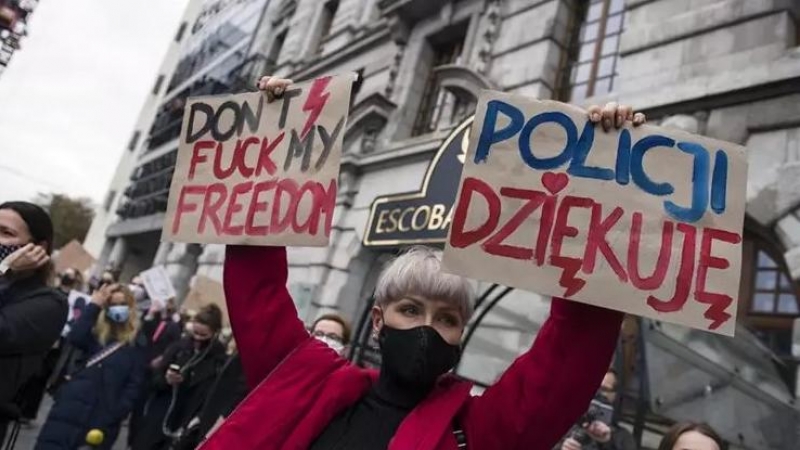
[0,0,38,77]
[87,0,800,447]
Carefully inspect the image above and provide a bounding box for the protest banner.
[183,275,229,326]
[163,73,354,246]
[442,91,747,336]
[140,265,177,304]
[54,240,96,274]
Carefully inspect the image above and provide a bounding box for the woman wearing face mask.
[0,201,67,444]
[35,283,145,450]
[132,304,227,450]
[197,77,646,450]
[657,422,726,450]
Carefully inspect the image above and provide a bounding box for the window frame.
[749,244,799,317]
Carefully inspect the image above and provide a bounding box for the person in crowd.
[132,304,227,450]
[172,340,248,450]
[310,313,352,356]
[196,77,646,450]
[657,422,726,450]
[88,268,117,294]
[0,201,67,443]
[128,298,183,448]
[35,283,145,450]
[559,369,636,450]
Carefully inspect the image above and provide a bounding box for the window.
[267,29,287,69]
[412,22,470,136]
[751,249,798,315]
[128,130,141,152]
[556,0,624,102]
[315,0,339,54]
[152,75,165,95]
[175,21,188,42]
[104,190,116,212]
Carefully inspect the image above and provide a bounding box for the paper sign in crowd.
[163,74,353,246]
[441,91,747,336]
[140,265,177,304]
[161,73,747,335]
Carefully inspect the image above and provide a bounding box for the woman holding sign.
[199,77,646,450]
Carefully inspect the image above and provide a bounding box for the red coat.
[200,246,623,450]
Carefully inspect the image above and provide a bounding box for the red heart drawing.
[541,172,569,194]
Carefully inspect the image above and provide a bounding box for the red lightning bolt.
[301,76,332,138]
[551,256,586,298]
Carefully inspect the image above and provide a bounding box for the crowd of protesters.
[0,79,734,450]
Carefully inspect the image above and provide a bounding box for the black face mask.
[379,324,461,388]
[60,274,75,287]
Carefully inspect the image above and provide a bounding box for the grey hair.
[374,246,475,321]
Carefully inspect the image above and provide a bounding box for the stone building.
[86,0,800,447]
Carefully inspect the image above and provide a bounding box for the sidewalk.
[11,396,128,449]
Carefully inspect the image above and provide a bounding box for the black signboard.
[363,117,473,247]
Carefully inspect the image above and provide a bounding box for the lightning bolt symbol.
[301,76,332,138]
[550,256,586,298]
[702,298,732,331]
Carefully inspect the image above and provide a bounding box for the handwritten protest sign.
[442,91,747,336]
[54,240,96,275]
[141,265,177,304]
[163,74,353,246]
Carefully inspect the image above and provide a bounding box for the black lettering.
[279,88,303,129]
[187,102,214,144]
[285,128,315,172]
[212,101,242,141]
[240,96,264,135]
[315,116,345,170]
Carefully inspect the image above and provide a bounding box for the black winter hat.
[0,201,54,254]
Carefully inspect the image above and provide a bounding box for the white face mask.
[184,322,194,334]
[315,335,345,355]
[172,312,181,323]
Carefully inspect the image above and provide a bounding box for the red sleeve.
[224,245,310,388]
[461,298,623,450]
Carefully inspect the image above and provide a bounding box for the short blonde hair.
[374,246,474,321]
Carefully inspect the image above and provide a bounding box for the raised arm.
[461,298,623,450]
[223,245,309,388]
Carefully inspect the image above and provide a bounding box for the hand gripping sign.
[163,74,353,247]
[442,91,747,336]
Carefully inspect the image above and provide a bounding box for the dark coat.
[174,353,248,450]
[0,276,67,412]
[34,303,146,450]
[132,337,227,450]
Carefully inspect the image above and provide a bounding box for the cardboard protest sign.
[163,74,353,246]
[183,275,229,326]
[442,91,747,336]
[54,240,96,274]
[140,266,177,304]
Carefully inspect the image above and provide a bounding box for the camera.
[571,393,614,446]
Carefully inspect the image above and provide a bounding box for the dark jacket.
[0,276,67,412]
[132,337,227,450]
[34,303,146,450]
[174,353,248,450]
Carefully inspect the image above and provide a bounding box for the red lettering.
[293,182,320,234]
[450,177,501,248]
[271,179,299,234]
[234,137,260,178]
[319,179,337,238]
[695,228,741,330]
[256,132,285,176]
[189,141,214,180]
[534,195,557,266]
[198,183,227,234]
[549,196,593,297]
[647,223,696,313]
[222,181,253,236]
[482,187,546,260]
[245,180,275,236]
[172,185,205,233]
[628,213,673,290]
[583,204,627,282]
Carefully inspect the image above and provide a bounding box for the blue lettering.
[615,129,631,185]
[518,112,576,170]
[630,135,675,196]
[664,142,710,223]
[475,100,525,164]
[710,150,728,214]
[568,121,614,180]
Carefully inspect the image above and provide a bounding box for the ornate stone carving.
[476,0,502,76]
